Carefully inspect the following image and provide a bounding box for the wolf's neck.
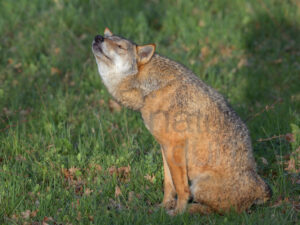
[102,54,182,110]
[137,54,179,96]
[98,67,137,98]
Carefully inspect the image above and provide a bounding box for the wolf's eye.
[118,45,123,49]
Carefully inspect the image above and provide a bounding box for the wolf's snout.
[94,35,104,43]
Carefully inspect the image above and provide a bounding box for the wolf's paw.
[167,209,176,216]
[166,204,186,216]
[162,198,176,210]
[173,205,187,215]
[166,199,188,216]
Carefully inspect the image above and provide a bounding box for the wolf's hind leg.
[190,171,229,212]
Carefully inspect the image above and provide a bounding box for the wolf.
[92,28,271,215]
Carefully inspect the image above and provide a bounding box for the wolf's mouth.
[92,41,103,54]
[92,42,111,60]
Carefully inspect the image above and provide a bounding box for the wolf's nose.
[94,35,104,43]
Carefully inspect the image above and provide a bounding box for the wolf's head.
[92,28,155,92]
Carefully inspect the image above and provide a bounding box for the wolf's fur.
[92,28,271,215]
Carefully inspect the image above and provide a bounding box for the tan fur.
[92,29,272,215]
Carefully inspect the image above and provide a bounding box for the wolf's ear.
[104,27,113,37]
[137,44,156,64]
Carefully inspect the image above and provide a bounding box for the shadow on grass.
[239,13,300,179]
[241,13,300,105]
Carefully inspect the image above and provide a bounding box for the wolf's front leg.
[161,147,176,210]
[163,142,190,215]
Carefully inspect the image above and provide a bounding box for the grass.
[0,0,299,224]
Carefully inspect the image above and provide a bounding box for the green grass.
[0,0,299,224]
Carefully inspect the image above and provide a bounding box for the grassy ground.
[0,0,299,224]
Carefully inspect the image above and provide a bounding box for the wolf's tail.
[255,177,272,205]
